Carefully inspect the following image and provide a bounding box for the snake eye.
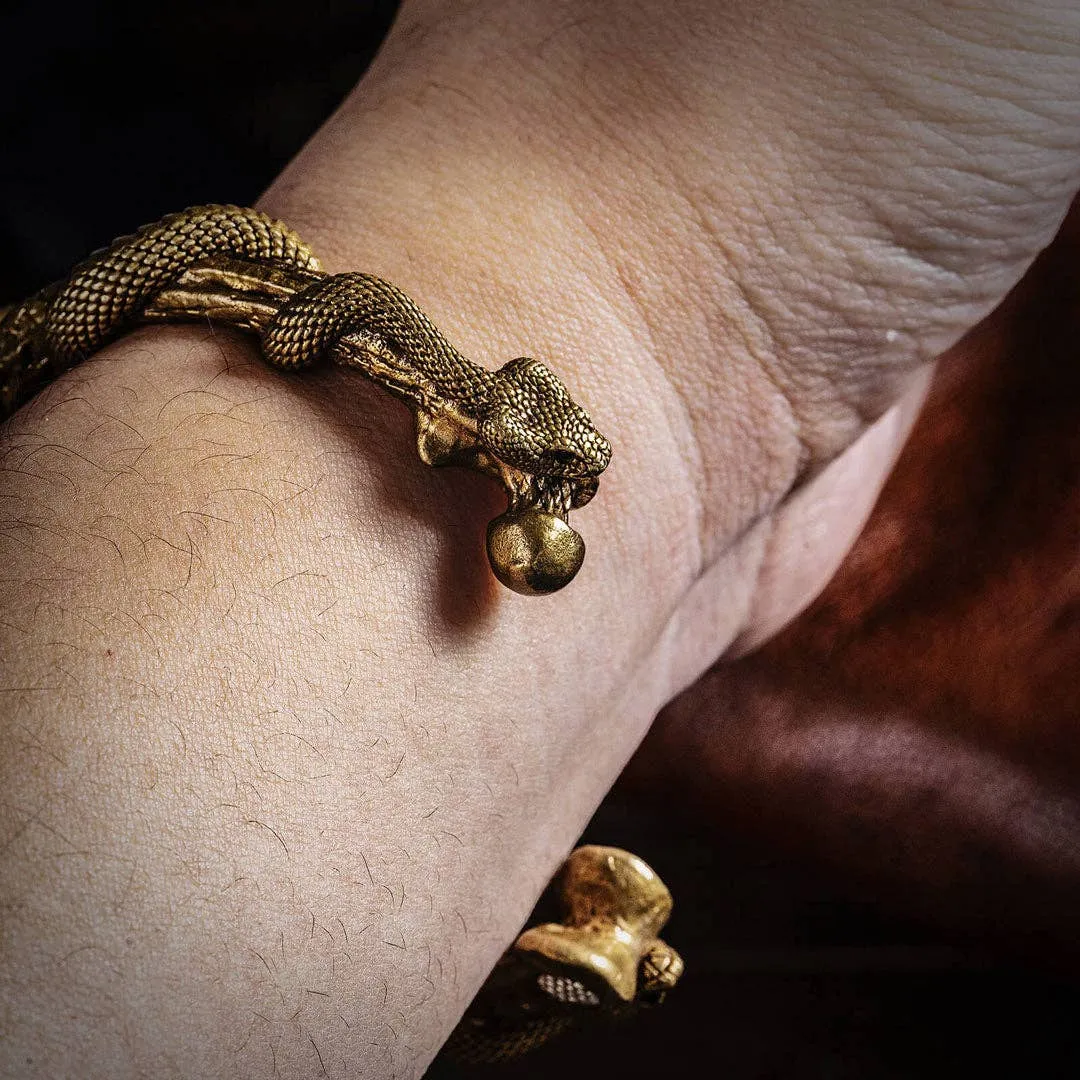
[545,448,580,473]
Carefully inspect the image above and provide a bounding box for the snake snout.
[590,432,613,474]
[544,431,612,478]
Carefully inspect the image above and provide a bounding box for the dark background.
[0,0,398,301]
[3,2,1077,1076]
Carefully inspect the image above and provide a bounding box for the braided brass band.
[44,206,319,363]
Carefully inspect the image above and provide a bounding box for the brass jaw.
[408,389,591,594]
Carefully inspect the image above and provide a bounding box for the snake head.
[480,357,612,515]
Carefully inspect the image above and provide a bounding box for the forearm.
[0,333,685,1076]
[0,14,726,1079]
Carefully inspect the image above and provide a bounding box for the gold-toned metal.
[486,508,586,595]
[443,845,683,1066]
[514,845,684,1003]
[0,206,611,593]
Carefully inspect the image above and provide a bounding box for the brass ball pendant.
[486,509,586,595]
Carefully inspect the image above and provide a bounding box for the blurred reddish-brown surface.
[754,212,1079,773]
[618,201,1080,957]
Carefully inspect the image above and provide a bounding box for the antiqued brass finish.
[514,845,684,1003]
[444,845,683,1065]
[0,206,611,593]
[486,508,586,595]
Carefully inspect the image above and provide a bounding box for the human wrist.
[0,315,696,1076]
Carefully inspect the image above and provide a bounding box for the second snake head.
[479,357,612,515]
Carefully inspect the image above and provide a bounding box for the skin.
[0,1,1077,1076]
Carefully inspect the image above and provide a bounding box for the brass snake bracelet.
[0,205,612,594]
